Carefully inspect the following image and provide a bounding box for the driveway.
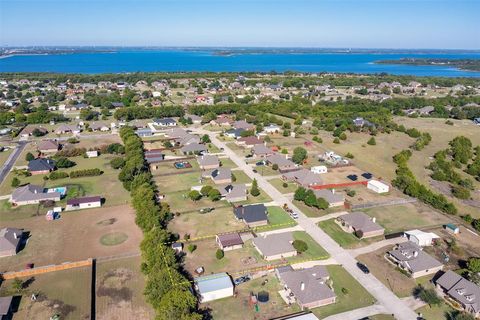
[195,128,419,320]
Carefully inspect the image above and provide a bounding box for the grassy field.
[0,200,40,221]
[311,265,376,319]
[232,170,252,184]
[219,157,238,169]
[293,200,342,218]
[416,302,455,320]
[154,171,203,193]
[266,206,297,227]
[165,190,231,214]
[0,266,91,320]
[269,178,297,194]
[239,189,272,205]
[361,203,452,234]
[289,231,329,261]
[317,219,383,249]
[96,256,154,320]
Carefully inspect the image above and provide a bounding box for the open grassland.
[0,205,142,272]
[317,219,384,249]
[269,178,297,194]
[96,256,154,320]
[0,266,91,320]
[312,265,376,319]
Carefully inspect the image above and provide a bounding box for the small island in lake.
[376,58,480,72]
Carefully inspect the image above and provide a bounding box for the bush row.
[69,168,103,178]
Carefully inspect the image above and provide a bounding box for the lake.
[1,49,480,77]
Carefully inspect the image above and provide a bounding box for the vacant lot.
[165,190,232,214]
[96,256,154,320]
[0,266,91,320]
[317,219,384,249]
[357,246,434,297]
[361,203,452,234]
[293,200,344,218]
[204,274,301,320]
[269,178,297,194]
[0,205,142,272]
[311,265,376,319]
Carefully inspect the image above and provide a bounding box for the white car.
[290,212,299,219]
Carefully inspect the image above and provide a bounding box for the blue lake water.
[1,50,480,77]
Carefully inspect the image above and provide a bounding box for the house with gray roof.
[197,154,220,170]
[37,140,59,153]
[252,144,274,158]
[313,189,344,208]
[28,158,56,175]
[180,142,207,155]
[10,184,61,206]
[216,233,244,251]
[233,120,255,131]
[387,241,443,278]
[276,265,336,309]
[203,168,232,185]
[253,232,297,261]
[0,227,23,257]
[233,204,268,227]
[266,153,299,173]
[220,184,247,202]
[153,118,177,127]
[336,212,384,239]
[166,128,200,146]
[435,270,480,317]
[55,124,80,135]
[195,272,234,303]
[283,169,323,187]
[89,122,110,131]
[0,296,13,318]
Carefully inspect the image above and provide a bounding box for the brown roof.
[67,196,102,205]
[217,233,243,247]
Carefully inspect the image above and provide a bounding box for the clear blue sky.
[1,0,479,49]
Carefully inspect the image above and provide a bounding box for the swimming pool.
[47,186,67,196]
[174,161,192,169]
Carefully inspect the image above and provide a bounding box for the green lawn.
[0,200,39,221]
[219,158,237,169]
[256,165,280,177]
[231,170,252,184]
[293,200,333,218]
[0,148,12,165]
[154,171,203,193]
[312,265,376,319]
[318,219,383,249]
[166,190,231,213]
[239,189,272,205]
[416,302,455,320]
[267,206,297,226]
[289,231,330,261]
[269,178,297,194]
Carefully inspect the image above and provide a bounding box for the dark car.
[357,262,370,274]
[233,275,251,286]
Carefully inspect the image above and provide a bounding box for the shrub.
[272,164,279,171]
[250,179,260,197]
[216,249,224,260]
[294,187,307,201]
[188,190,202,201]
[339,132,347,140]
[55,157,76,168]
[452,186,471,199]
[11,177,20,187]
[354,230,364,239]
[67,137,79,144]
[341,287,349,295]
[292,240,308,253]
[231,173,236,182]
[347,190,356,197]
[187,244,197,253]
[104,143,125,154]
[367,137,376,145]
[200,185,213,196]
[316,197,329,210]
[282,182,288,188]
[69,168,102,178]
[49,171,69,180]
[56,148,86,157]
[333,137,340,144]
[345,152,354,159]
[110,157,126,169]
[208,189,221,201]
[25,152,35,162]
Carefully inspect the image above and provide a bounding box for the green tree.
[333,137,340,144]
[208,189,221,201]
[11,177,20,187]
[12,278,23,293]
[304,190,318,207]
[413,285,442,307]
[110,157,125,169]
[250,179,260,197]
[272,163,279,171]
[216,249,224,260]
[452,186,471,200]
[292,147,307,164]
[294,187,307,201]
[292,240,308,253]
[467,257,480,273]
[156,288,202,320]
[200,185,213,196]
[188,190,202,201]
[187,244,197,253]
[25,152,35,162]
[55,157,75,168]
[201,134,211,143]
[367,137,376,145]
[316,197,329,210]
[339,132,347,140]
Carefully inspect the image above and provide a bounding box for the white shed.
[367,180,389,193]
[195,273,234,302]
[311,166,328,174]
[86,150,99,158]
[404,229,440,247]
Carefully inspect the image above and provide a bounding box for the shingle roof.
[217,233,244,247]
[67,196,102,205]
[180,143,207,153]
[11,184,61,203]
[313,189,344,204]
[198,155,219,167]
[388,241,443,273]
[436,270,480,313]
[37,140,58,151]
[0,296,13,315]
[234,204,267,224]
[338,212,384,233]
[28,158,56,172]
[253,232,295,257]
[211,168,231,181]
[283,169,323,186]
[0,228,22,252]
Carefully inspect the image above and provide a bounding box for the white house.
[311,166,328,174]
[367,180,389,193]
[65,196,102,211]
[195,273,234,302]
[404,230,440,247]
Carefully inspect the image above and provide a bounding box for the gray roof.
[197,155,219,167]
[11,184,61,203]
[233,120,254,130]
[436,270,480,313]
[252,144,273,156]
[0,228,23,252]
[266,153,297,169]
[234,204,267,224]
[37,140,59,151]
[338,212,384,234]
[283,169,323,186]
[180,142,207,153]
[313,189,344,204]
[388,241,443,273]
[28,158,56,172]
[210,168,231,181]
[254,232,296,257]
[166,128,200,145]
[154,118,176,125]
[195,272,233,294]
[89,122,109,130]
[277,265,336,306]
[220,184,246,200]
[0,296,13,315]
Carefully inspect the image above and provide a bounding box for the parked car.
[25,263,34,269]
[256,161,265,166]
[356,262,370,274]
[245,154,253,158]
[199,207,214,214]
[252,169,258,173]
[290,212,299,219]
[234,275,251,286]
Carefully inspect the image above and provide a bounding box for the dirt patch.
[97,268,133,303]
[97,218,117,226]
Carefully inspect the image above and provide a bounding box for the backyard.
[317,219,384,249]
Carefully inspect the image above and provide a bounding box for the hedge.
[49,171,69,180]
[69,168,103,178]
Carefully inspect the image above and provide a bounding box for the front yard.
[317,219,384,249]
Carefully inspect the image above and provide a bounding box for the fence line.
[349,198,417,210]
[310,180,368,190]
[1,258,93,280]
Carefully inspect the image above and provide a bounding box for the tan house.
[336,212,384,239]
[253,232,297,261]
[197,154,220,170]
[387,241,443,278]
[216,233,244,251]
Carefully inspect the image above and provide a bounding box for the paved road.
[323,304,388,320]
[0,141,27,186]
[197,128,419,320]
[349,236,408,257]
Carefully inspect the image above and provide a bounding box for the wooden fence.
[310,180,368,190]
[1,258,93,280]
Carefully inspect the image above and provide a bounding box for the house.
[216,233,244,251]
[224,128,245,139]
[404,230,440,247]
[171,242,183,253]
[253,232,297,261]
[263,124,281,134]
[165,128,200,146]
[135,128,153,137]
[86,150,99,158]
[211,115,233,126]
[205,168,232,184]
[89,122,110,131]
[66,196,102,211]
[186,114,202,124]
[271,313,319,320]
[386,241,443,278]
[180,143,207,155]
[336,212,384,239]
[474,117,480,125]
[435,270,480,317]
[444,223,460,235]
[195,273,234,303]
[0,296,13,319]
[282,169,323,187]
[236,136,263,147]
[310,166,327,174]
[28,158,56,175]
[10,184,61,206]
[20,126,48,137]
[0,228,23,257]
[55,125,80,135]
[233,204,268,227]
[145,150,165,170]
[276,265,336,309]
[197,155,220,170]
[153,118,177,127]
[220,184,247,202]
[313,189,344,208]
[252,144,275,158]
[266,153,298,173]
[37,140,59,153]
[233,120,255,131]
[367,180,390,193]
